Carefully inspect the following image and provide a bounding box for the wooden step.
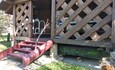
[24,41,45,45]
[8,53,29,59]
[20,44,35,50]
[14,48,31,53]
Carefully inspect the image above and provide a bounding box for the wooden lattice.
[15,1,32,37]
[56,0,112,42]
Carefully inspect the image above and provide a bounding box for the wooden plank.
[99,28,111,41]
[53,39,112,48]
[12,5,16,46]
[5,5,12,13]
[28,1,33,38]
[56,0,65,10]
[56,0,93,35]
[112,0,115,43]
[51,0,56,39]
[77,14,112,40]
[56,0,78,21]
[14,0,29,4]
[3,0,13,4]
[62,0,112,39]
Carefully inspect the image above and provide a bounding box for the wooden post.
[50,0,58,59]
[112,0,115,43]
[11,5,16,46]
[28,0,33,38]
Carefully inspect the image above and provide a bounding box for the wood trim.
[28,0,33,38]
[62,0,112,39]
[51,0,56,39]
[53,39,112,48]
[112,0,115,43]
[14,0,29,4]
[12,5,16,46]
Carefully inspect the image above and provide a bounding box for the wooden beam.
[53,39,112,48]
[5,5,12,13]
[12,5,16,46]
[112,0,115,43]
[28,1,33,38]
[14,0,29,4]
[51,0,56,39]
[50,0,58,59]
[3,0,13,4]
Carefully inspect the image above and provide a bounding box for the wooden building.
[0,0,114,58]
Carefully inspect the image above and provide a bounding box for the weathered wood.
[112,0,115,43]
[28,1,33,38]
[5,5,12,13]
[12,5,16,46]
[3,0,13,4]
[14,0,29,4]
[62,0,112,39]
[77,14,112,40]
[16,3,28,21]
[56,0,65,10]
[53,39,112,48]
[56,0,78,21]
[51,0,58,59]
[56,0,93,35]
[99,28,111,41]
[51,0,56,39]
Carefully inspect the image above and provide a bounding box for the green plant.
[36,62,90,70]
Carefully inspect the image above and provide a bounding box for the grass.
[0,34,11,51]
[36,62,90,70]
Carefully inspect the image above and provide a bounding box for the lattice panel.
[15,1,31,37]
[56,0,112,42]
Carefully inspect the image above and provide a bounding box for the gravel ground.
[0,55,53,70]
[0,55,108,70]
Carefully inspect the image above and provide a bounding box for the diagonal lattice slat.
[56,0,112,42]
[15,1,31,37]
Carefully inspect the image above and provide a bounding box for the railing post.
[11,5,16,46]
[50,0,58,59]
[112,0,115,44]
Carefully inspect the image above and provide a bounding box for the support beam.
[112,0,115,43]
[5,5,12,13]
[3,0,13,4]
[28,1,33,38]
[50,0,58,59]
[53,39,112,48]
[51,0,56,39]
[11,5,16,46]
[14,0,29,4]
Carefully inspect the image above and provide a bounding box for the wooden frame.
[112,0,115,43]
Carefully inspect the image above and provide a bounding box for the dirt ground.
[0,55,105,70]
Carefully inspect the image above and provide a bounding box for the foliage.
[0,34,11,51]
[0,11,13,33]
[59,47,109,59]
[36,62,90,70]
